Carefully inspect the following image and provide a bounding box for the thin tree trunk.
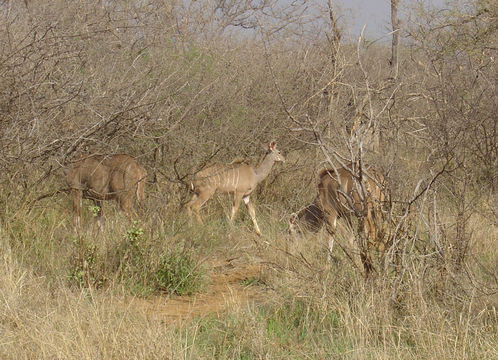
[390,0,400,79]
[327,0,341,47]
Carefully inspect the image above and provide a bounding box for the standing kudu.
[186,142,285,235]
[65,154,147,230]
[289,164,386,275]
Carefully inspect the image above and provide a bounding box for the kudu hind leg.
[357,210,375,277]
[365,202,378,246]
[243,196,261,236]
[324,216,338,262]
[188,187,215,224]
[119,192,139,221]
[136,178,146,215]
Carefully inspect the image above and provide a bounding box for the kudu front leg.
[185,193,200,222]
[119,193,139,222]
[243,196,261,236]
[324,213,339,262]
[230,193,243,222]
[71,189,83,231]
[93,199,105,232]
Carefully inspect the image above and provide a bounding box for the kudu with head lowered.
[65,154,147,229]
[186,142,285,235]
[289,164,386,274]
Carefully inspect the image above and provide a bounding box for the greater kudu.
[289,164,386,274]
[65,154,147,229]
[186,142,285,235]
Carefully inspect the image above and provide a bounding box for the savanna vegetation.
[0,0,496,358]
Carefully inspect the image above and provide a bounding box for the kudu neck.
[254,153,277,184]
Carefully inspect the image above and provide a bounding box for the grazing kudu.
[65,154,147,230]
[289,164,386,274]
[288,200,324,234]
[186,142,285,235]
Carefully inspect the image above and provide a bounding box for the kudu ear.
[269,141,276,151]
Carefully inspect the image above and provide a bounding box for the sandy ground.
[121,257,266,323]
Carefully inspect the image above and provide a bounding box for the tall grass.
[1,187,496,359]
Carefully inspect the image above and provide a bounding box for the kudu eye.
[275,150,285,162]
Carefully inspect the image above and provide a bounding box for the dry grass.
[0,198,496,359]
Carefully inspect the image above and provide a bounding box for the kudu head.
[267,141,285,163]
[288,201,324,235]
[288,212,300,234]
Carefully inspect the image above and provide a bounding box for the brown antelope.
[65,154,147,229]
[289,164,386,273]
[186,141,285,235]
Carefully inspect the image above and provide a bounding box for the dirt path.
[124,258,266,323]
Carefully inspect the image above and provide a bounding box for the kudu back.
[65,154,147,229]
[186,141,285,235]
[289,164,386,272]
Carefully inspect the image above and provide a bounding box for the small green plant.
[126,221,144,244]
[68,242,102,287]
[87,205,101,217]
[240,276,261,287]
[266,317,289,341]
[261,300,341,346]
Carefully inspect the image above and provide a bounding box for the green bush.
[154,246,204,295]
[65,221,204,297]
